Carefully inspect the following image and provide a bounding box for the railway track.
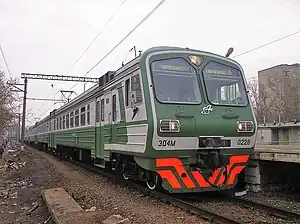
[183,191,300,223]
[29,145,241,224]
[232,196,300,220]
[65,155,241,224]
[29,145,300,223]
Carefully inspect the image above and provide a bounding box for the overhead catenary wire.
[35,0,129,120]
[233,29,300,58]
[35,9,299,121]
[0,45,13,79]
[68,0,167,91]
[231,29,300,81]
[85,0,166,75]
[63,0,129,76]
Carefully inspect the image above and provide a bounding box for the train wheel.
[146,173,159,190]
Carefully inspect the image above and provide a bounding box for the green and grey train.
[25,46,257,193]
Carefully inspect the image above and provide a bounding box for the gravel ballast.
[242,190,300,215]
[31,147,209,224]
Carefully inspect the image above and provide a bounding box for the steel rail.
[27,144,242,224]
[232,196,300,220]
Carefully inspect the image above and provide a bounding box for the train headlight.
[188,55,202,66]
[160,120,180,132]
[237,121,254,132]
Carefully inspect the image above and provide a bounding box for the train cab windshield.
[151,58,201,104]
[202,61,248,106]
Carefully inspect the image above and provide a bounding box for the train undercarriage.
[25,141,249,193]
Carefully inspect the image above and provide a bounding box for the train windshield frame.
[150,58,202,104]
[202,61,248,106]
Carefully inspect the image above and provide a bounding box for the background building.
[258,63,300,123]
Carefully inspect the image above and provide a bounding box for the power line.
[64,0,129,76]
[0,45,13,78]
[35,0,129,120]
[233,30,300,58]
[86,0,166,74]
[69,0,167,91]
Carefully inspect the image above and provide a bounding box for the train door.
[48,120,52,149]
[50,118,55,149]
[95,97,102,159]
[111,88,120,144]
[103,92,112,161]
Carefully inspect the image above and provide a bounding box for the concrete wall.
[256,128,272,144]
[257,125,300,145]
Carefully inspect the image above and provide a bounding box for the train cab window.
[150,58,201,104]
[70,112,74,128]
[125,79,130,107]
[63,115,66,129]
[100,99,105,121]
[112,94,116,122]
[66,114,69,129]
[96,100,100,123]
[87,104,90,125]
[203,61,248,106]
[80,106,86,126]
[130,74,143,105]
[75,109,79,127]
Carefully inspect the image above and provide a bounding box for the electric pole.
[17,113,21,142]
[7,83,24,144]
[17,72,100,149]
[20,78,27,150]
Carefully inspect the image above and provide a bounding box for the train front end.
[138,47,257,193]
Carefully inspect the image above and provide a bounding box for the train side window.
[54,119,56,131]
[100,99,105,121]
[70,112,74,128]
[75,109,79,127]
[59,117,62,130]
[80,106,86,126]
[131,73,143,105]
[112,94,116,122]
[125,79,130,107]
[96,100,100,122]
[66,114,69,129]
[62,115,66,129]
[56,117,59,130]
[87,104,90,125]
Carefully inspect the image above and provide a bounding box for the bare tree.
[267,76,285,122]
[247,78,273,123]
[0,70,17,136]
[284,72,300,121]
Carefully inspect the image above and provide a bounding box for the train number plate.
[158,139,176,147]
[237,139,251,145]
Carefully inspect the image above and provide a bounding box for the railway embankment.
[1,142,209,224]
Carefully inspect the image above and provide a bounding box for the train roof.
[28,46,241,129]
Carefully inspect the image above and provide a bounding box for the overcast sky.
[1,0,300,126]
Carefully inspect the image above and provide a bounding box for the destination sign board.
[203,62,240,77]
[204,68,233,76]
[158,64,187,72]
[152,58,195,73]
